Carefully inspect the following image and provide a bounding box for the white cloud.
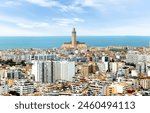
[24,0,84,13]
[83,0,138,6]
[17,22,50,29]
[25,0,57,7]
[52,17,84,26]
[0,15,50,29]
[25,0,59,7]
[0,0,22,7]
[59,5,83,13]
[77,0,141,14]
[0,25,44,36]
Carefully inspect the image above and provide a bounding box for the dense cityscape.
[0,28,150,96]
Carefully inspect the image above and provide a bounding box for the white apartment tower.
[32,60,75,83]
[32,61,53,83]
[53,61,75,81]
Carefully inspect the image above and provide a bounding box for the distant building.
[126,51,150,64]
[106,85,116,96]
[140,79,150,89]
[62,28,87,49]
[81,64,90,77]
[111,62,118,74]
[0,85,8,95]
[6,69,22,79]
[106,84,125,96]
[15,79,34,96]
[131,70,138,77]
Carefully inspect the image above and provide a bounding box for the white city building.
[0,85,8,95]
[131,70,138,77]
[126,51,150,64]
[15,79,34,96]
[32,60,75,83]
[111,62,118,73]
[31,60,53,83]
[53,61,75,81]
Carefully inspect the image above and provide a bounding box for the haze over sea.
[0,36,150,50]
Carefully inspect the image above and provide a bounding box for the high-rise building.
[101,56,110,72]
[111,62,118,74]
[31,60,75,83]
[31,61,53,83]
[53,61,75,81]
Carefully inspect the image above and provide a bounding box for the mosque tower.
[72,28,76,48]
[61,28,87,49]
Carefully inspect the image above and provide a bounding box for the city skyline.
[0,0,150,36]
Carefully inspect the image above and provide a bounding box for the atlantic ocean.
[0,36,150,50]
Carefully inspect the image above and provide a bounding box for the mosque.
[61,28,87,49]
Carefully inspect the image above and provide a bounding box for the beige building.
[62,28,87,49]
[81,64,90,77]
[140,78,150,89]
[106,85,116,96]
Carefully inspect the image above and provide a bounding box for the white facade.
[0,85,8,95]
[110,84,124,94]
[53,61,61,81]
[0,69,5,79]
[97,62,109,72]
[116,84,124,94]
[102,56,109,62]
[126,51,150,64]
[54,61,75,81]
[15,79,34,95]
[131,70,138,77]
[31,61,53,83]
[148,70,150,76]
[112,62,118,73]
[126,51,139,64]
[32,60,75,83]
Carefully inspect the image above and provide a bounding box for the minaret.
[72,28,76,47]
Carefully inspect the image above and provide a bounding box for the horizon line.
[0,35,150,37]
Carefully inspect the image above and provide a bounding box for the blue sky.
[0,0,150,36]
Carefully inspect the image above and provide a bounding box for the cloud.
[0,25,44,36]
[52,17,84,26]
[83,0,137,7]
[0,0,22,7]
[0,0,148,36]
[75,0,141,14]
[0,15,50,29]
[24,0,83,13]
[25,0,59,7]
[17,22,50,29]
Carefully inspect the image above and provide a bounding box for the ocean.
[0,36,150,50]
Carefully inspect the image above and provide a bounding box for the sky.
[0,0,150,36]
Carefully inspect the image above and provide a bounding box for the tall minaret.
[72,28,76,47]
